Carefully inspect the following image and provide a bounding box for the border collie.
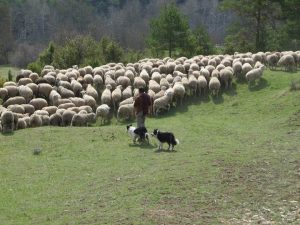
[151,129,179,151]
[126,124,149,144]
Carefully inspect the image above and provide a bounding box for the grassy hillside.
[1,70,300,224]
[0,65,20,80]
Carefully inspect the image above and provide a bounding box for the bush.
[0,77,6,88]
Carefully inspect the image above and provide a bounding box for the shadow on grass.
[223,82,238,96]
[248,78,269,92]
[154,149,177,153]
[1,132,14,136]
[212,94,224,104]
[128,142,156,150]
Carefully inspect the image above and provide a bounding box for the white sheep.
[1,111,15,133]
[86,84,98,101]
[209,77,221,96]
[112,85,122,110]
[133,76,146,89]
[18,85,33,103]
[245,65,265,85]
[278,54,296,71]
[3,96,26,107]
[220,68,233,89]
[117,103,134,121]
[29,98,48,110]
[197,75,207,96]
[172,82,185,106]
[96,104,111,124]
[153,91,173,115]
[101,84,112,106]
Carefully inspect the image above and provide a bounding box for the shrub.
[0,77,6,88]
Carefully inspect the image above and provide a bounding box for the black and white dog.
[126,124,149,144]
[151,129,179,151]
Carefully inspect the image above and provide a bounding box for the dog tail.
[175,139,180,145]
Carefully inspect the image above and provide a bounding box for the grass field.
[0,65,20,80]
[0,70,300,224]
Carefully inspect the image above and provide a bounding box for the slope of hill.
[0,70,299,224]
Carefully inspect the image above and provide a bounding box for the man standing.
[134,87,151,128]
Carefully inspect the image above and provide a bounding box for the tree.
[147,3,190,57]
[220,0,282,51]
[192,25,215,56]
[0,0,13,64]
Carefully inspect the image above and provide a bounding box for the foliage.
[1,70,300,224]
[100,36,124,63]
[220,0,299,52]
[7,69,12,81]
[147,3,190,58]
[0,77,6,88]
[191,25,215,56]
[223,22,256,54]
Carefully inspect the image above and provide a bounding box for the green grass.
[0,65,20,80]
[1,70,300,224]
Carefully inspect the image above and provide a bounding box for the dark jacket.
[134,92,151,115]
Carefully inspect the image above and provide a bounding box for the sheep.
[188,74,198,96]
[112,85,122,110]
[29,114,43,128]
[117,76,131,89]
[86,84,98,101]
[58,86,75,98]
[200,67,210,82]
[41,115,50,126]
[153,86,167,101]
[22,104,35,115]
[3,81,17,87]
[17,118,27,130]
[49,90,61,106]
[37,83,53,99]
[42,106,58,116]
[242,63,253,78]
[174,64,185,74]
[43,74,56,86]
[20,69,32,78]
[58,103,76,110]
[18,85,33,103]
[209,77,221,96]
[197,75,208,96]
[0,88,8,101]
[96,104,111,124]
[233,61,243,79]
[7,104,25,114]
[104,75,117,90]
[277,54,296,71]
[84,74,94,84]
[122,86,133,100]
[17,78,32,86]
[114,68,126,80]
[4,86,19,98]
[172,82,185,106]
[81,92,96,111]
[3,96,26,107]
[119,97,134,106]
[153,90,173,115]
[70,78,83,97]
[117,103,134,121]
[149,80,161,93]
[71,114,88,127]
[49,113,63,126]
[29,73,39,83]
[62,110,76,126]
[26,83,38,97]
[69,97,85,107]
[29,98,48,110]
[79,105,93,113]
[220,68,233,89]
[101,84,112,106]
[1,111,15,133]
[133,76,146,89]
[84,66,93,75]
[93,75,103,90]
[57,80,72,90]
[266,54,279,70]
[245,65,265,85]
[166,74,174,84]
[124,70,135,84]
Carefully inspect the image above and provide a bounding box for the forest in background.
[0,0,299,69]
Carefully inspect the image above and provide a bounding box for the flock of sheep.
[0,50,299,134]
